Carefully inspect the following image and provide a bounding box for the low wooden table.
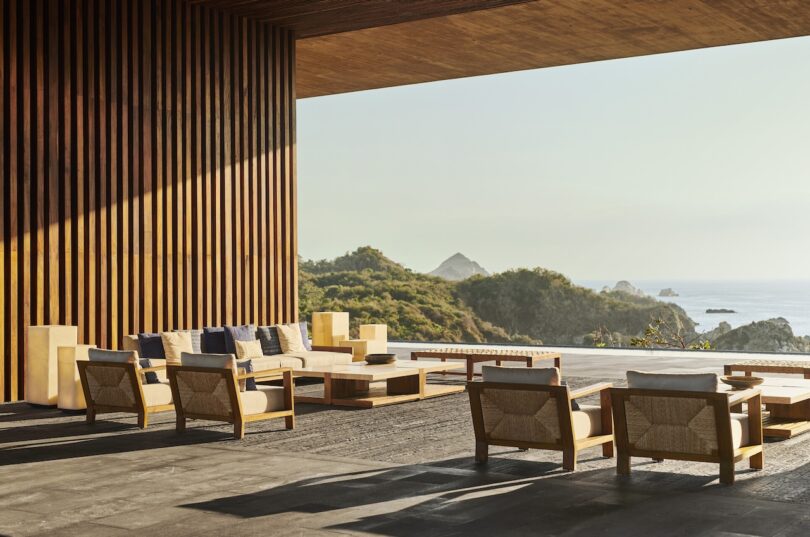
[293,360,465,408]
[721,377,810,438]
[724,359,810,379]
[410,348,562,381]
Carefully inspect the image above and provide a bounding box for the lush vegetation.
[299,247,695,345]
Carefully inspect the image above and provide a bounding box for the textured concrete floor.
[3,362,810,536]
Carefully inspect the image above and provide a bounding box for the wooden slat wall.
[0,0,298,402]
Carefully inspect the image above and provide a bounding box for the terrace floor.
[3,347,810,536]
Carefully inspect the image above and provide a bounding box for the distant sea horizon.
[576,279,810,338]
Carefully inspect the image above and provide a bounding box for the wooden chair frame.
[167,365,295,439]
[610,387,763,484]
[311,345,354,354]
[77,361,173,429]
[468,381,613,471]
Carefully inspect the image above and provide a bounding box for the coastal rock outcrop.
[706,308,736,314]
[429,253,489,281]
[659,288,679,297]
[711,318,810,353]
[603,280,646,297]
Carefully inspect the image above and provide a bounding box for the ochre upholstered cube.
[57,344,97,410]
[26,325,79,406]
[339,339,388,362]
[311,312,350,346]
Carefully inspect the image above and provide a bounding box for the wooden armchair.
[611,371,763,485]
[468,366,613,471]
[77,349,173,429]
[167,352,295,439]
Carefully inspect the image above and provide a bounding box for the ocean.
[577,280,810,338]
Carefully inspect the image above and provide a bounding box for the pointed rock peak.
[429,253,489,281]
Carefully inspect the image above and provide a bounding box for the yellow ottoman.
[57,344,97,410]
[339,339,388,362]
[26,325,79,406]
[312,312,350,346]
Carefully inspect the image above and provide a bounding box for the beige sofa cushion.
[240,385,285,415]
[234,339,264,360]
[285,350,353,368]
[626,371,718,392]
[251,355,304,371]
[142,382,173,407]
[481,366,560,385]
[161,332,194,363]
[276,323,307,353]
[572,404,603,439]
[731,413,750,448]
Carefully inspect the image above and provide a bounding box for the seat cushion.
[731,413,750,449]
[251,355,304,372]
[288,350,353,368]
[627,371,718,392]
[572,404,603,439]
[143,358,168,383]
[224,325,257,354]
[240,385,286,415]
[256,326,283,356]
[482,366,560,386]
[142,382,173,407]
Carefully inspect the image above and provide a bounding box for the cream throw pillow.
[276,323,307,353]
[161,331,194,364]
[234,339,264,360]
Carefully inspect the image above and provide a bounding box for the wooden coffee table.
[293,360,465,408]
[411,348,562,381]
[721,377,810,438]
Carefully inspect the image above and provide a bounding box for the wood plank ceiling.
[0,0,297,401]
[295,0,810,97]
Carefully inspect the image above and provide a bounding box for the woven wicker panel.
[85,366,137,408]
[481,388,561,444]
[625,395,718,455]
[176,371,233,418]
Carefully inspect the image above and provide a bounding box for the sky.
[297,36,810,281]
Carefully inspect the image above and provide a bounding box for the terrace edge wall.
[0,0,298,402]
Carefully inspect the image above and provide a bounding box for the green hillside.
[299,247,697,346]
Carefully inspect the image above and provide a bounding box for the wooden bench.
[724,359,810,379]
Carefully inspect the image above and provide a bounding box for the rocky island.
[706,308,736,314]
[659,288,679,297]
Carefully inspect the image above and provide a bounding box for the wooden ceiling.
[295,0,810,98]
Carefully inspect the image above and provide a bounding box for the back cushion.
[161,332,194,363]
[202,327,226,354]
[276,323,307,353]
[173,329,203,353]
[482,366,560,385]
[224,324,257,354]
[626,371,718,392]
[299,321,312,351]
[180,352,236,370]
[137,333,165,359]
[256,326,282,356]
[89,348,140,363]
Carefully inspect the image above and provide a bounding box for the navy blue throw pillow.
[137,333,165,359]
[202,327,226,354]
[139,358,161,384]
[236,359,257,391]
[256,326,282,356]
[224,324,257,354]
[298,321,312,351]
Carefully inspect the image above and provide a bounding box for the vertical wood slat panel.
[0,1,297,402]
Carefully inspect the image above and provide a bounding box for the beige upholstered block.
[142,382,173,407]
[572,405,603,439]
[359,324,387,343]
[234,339,264,360]
[627,370,718,392]
[276,323,307,353]
[312,312,350,346]
[240,385,286,415]
[482,366,560,386]
[731,413,750,448]
[161,332,194,364]
[26,325,79,406]
[338,339,386,361]
[57,344,96,410]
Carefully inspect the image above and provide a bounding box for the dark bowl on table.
[720,375,764,390]
[365,353,397,365]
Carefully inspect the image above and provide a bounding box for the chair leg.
[562,447,577,472]
[602,440,614,458]
[617,454,631,475]
[234,421,245,440]
[475,440,488,464]
[720,460,735,485]
[285,414,295,430]
[176,415,186,434]
[138,413,148,429]
[86,407,96,425]
[750,451,764,471]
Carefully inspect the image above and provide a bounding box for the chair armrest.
[727,388,761,407]
[238,367,293,380]
[311,345,353,354]
[569,382,612,400]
